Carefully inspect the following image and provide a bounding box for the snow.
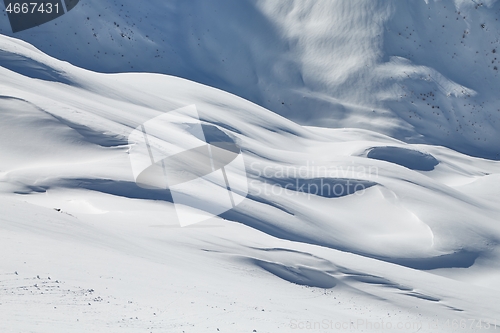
[1,1,500,332]
[1,0,500,158]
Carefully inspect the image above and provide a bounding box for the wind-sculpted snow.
[1,0,500,158]
[1,35,500,332]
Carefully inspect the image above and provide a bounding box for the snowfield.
[2,0,500,158]
[1,0,500,332]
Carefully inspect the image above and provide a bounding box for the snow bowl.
[366,146,439,171]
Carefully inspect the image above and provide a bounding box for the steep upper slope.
[1,0,499,159]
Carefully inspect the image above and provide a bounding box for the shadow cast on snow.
[367,146,439,171]
[35,177,482,271]
[257,177,378,198]
[0,50,73,85]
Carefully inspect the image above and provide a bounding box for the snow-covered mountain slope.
[1,34,500,332]
[1,0,500,159]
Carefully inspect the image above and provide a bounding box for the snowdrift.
[1,0,500,159]
[1,33,500,331]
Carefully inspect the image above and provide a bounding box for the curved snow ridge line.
[232,250,450,305]
[24,171,495,268]
[354,150,498,213]
[0,50,73,85]
[227,184,493,269]
[0,35,75,82]
[8,161,492,269]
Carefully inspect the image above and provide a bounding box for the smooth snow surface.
[1,0,500,159]
[1,32,500,332]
